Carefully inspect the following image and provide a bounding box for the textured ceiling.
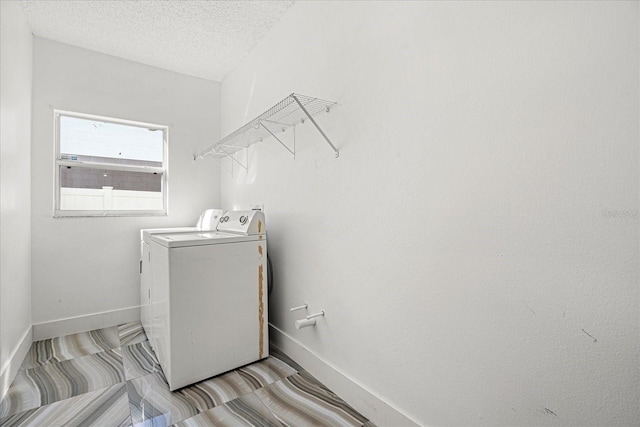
[20,0,296,81]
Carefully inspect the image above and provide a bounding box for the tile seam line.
[269,323,422,426]
[1,382,126,421]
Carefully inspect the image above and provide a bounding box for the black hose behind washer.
[267,254,274,295]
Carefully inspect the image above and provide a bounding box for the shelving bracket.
[291,94,339,158]
[259,122,295,158]
[204,153,232,175]
[218,145,247,171]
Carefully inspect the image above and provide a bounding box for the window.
[54,111,168,217]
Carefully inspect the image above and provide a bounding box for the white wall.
[31,38,221,333]
[0,0,33,400]
[221,1,639,426]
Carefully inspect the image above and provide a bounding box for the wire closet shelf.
[194,93,339,166]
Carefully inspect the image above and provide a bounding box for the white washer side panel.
[150,243,171,383]
[140,241,151,335]
[168,240,268,390]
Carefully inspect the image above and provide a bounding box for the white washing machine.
[140,209,224,251]
[140,209,224,335]
[146,210,268,391]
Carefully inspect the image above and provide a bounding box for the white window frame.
[54,110,169,217]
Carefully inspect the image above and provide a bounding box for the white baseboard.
[269,324,421,427]
[0,325,32,402]
[33,306,140,341]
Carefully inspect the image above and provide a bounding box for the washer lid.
[150,231,262,248]
[141,227,198,243]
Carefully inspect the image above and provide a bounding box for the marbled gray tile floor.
[0,322,375,427]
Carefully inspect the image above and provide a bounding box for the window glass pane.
[59,115,163,165]
[59,166,163,211]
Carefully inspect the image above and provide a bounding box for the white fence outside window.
[60,187,163,211]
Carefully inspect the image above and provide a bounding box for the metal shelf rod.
[291,94,339,158]
[259,122,294,157]
[217,145,247,171]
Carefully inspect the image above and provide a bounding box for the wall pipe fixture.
[306,311,325,320]
[295,310,325,329]
[290,304,308,312]
[295,318,316,329]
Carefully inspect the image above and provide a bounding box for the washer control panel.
[217,210,266,235]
